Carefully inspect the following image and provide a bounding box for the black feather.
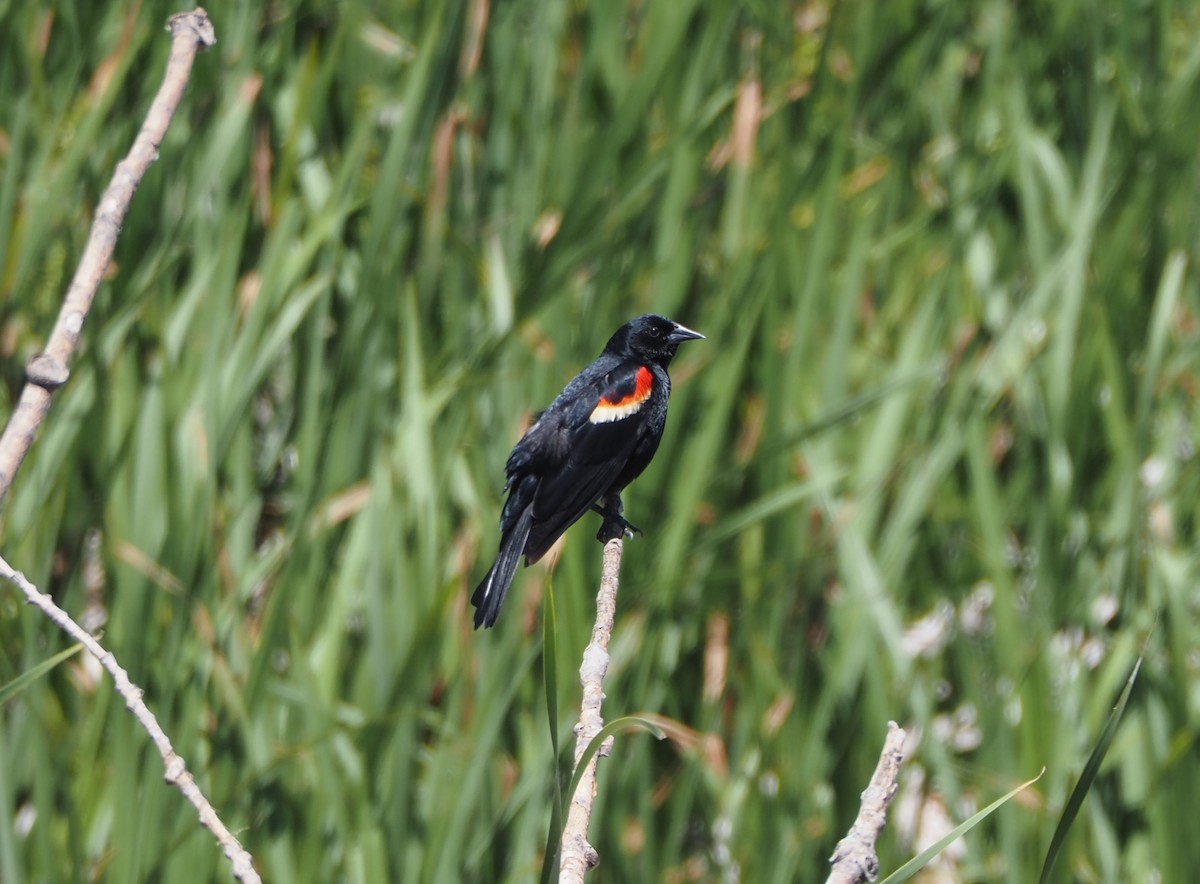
[470,314,703,629]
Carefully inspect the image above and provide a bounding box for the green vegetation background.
[2,1,1199,881]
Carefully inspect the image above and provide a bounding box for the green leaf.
[540,578,563,884]
[0,644,83,705]
[563,715,668,813]
[880,769,1045,884]
[1038,653,1144,884]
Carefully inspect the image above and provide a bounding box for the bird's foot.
[596,514,641,543]
[593,496,640,543]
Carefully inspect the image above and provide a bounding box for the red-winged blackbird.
[472,314,704,629]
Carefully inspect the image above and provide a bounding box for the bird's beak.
[668,323,705,343]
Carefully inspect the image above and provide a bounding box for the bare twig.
[827,721,908,884]
[0,9,257,883]
[0,8,216,501]
[559,537,624,881]
[0,557,261,884]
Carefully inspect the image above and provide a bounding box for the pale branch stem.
[0,8,216,501]
[826,721,908,884]
[0,556,261,884]
[0,8,258,883]
[559,537,624,882]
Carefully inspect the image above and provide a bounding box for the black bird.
[472,314,704,629]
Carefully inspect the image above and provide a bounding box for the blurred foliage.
[1,0,1199,881]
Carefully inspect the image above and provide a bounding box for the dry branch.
[0,8,216,500]
[826,720,908,884]
[559,537,624,881]
[0,557,260,883]
[0,9,259,884]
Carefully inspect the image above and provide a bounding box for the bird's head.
[607,314,704,365]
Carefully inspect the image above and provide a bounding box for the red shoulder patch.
[589,366,653,424]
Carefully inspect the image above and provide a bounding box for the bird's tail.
[471,504,534,629]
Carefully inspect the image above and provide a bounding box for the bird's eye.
[648,326,661,338]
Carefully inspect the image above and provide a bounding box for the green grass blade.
[1038,653,1144,884]
[563,715,667,816]
[0,644,82,705]
[881,769,1045,884]
[539,578,562,884]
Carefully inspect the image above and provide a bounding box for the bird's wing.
[572,364,656,426]
[521,361,657,561]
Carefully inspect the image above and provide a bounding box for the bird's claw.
[597,515,641,543]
